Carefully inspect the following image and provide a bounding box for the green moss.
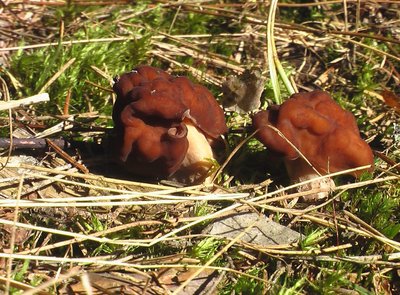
[190,237,222,263]
[10,31,151,116]
[343,184,400,240]
[221,266,267,295]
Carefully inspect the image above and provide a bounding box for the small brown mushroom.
[252,90,374,200]
[112,66,227,183]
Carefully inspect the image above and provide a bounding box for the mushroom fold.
[252,90,374,201]
[252,90,374,177]
[112,66,227,182]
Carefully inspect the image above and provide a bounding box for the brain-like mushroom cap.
[112,66,227,177]
[252,90,374,176]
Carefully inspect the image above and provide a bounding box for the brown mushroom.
[112,66,227,183]
[252,90,374,200]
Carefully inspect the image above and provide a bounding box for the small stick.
[373,150,400,173]
[0,138,68,150]
[63,89,71,116]
[45,139,89,174]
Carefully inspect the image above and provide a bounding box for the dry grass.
[0,0,399,294]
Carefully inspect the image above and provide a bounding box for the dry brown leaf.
[381,90,400,113]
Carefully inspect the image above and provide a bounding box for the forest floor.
[0,0,399,294]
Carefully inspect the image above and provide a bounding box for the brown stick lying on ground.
[0,138,69,150]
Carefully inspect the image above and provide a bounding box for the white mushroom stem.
[171,122,215,184]
[284,158,335,201]
[181,123,214,168]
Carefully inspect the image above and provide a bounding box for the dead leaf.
[1,211,31,248]
[65,269,220,295]
[221,68,265,113]
[381,90,400,113]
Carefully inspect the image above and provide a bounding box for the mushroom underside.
[169,121,215,184]
[284,158,336,202]
[118,121,215,184]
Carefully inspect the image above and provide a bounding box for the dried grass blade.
[39,58,76,93]
[0,276,50,295]
[8,163,209,193]
[334,35,400,62]
[5,174,25,294]
[267,0,280,103]
[0,93,50,111]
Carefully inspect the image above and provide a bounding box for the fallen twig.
[0,138,68,150]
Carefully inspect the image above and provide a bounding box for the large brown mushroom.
[112,66,227,183]
[252,90,374,200]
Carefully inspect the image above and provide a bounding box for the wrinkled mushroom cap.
[112,65,227,177]
[252,90,374,177]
